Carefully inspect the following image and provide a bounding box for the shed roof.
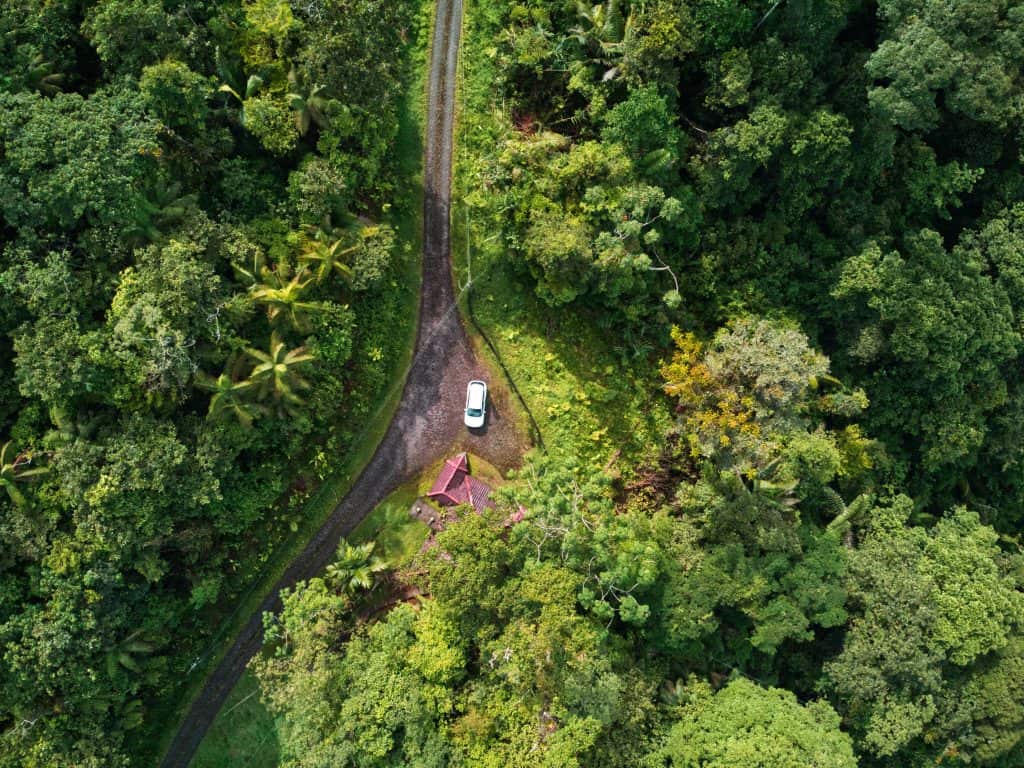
[427,453,495,512]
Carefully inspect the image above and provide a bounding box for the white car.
[464,380,488,428]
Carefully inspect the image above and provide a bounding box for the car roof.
[467,381,486,407]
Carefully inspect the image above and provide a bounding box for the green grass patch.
[189,671,280,768]
[460,244,671,466]
[350,478,430,568]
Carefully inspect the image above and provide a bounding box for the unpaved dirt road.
[159,0,523,763]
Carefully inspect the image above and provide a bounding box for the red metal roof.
[428,454,468,497]
[465,476,496,510]
[427,453,494,512]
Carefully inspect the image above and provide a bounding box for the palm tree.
[218,76,261,104]
[733,456,801,510]
[300,220,394,287]
[287,68,330,137]
[245,334,314,415]
[100,630,156,733]
[196,371,264,428]
[1,442,48,508]
[105,630,155,677]
[217,63,264,127]
[660,678,687,707]
[826,491,873,545]
[568,0,634,79]
[250,267,327,333]
[44,405,102,448]
[299,235,357,285]
[116,698,145,732]
[231,248,269,287]
[125,181,198,247]
[326,540,387,595]
[25,54,64,96]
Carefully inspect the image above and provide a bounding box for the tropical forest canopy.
[252,0,1024,765]
[0,0,421,763]
[1,0,1024,765]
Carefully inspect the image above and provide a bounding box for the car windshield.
[466,407,482,417]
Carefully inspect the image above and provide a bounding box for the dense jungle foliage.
[251,0,1024,766]
[3,0,1024,765]
[0,0,421,764]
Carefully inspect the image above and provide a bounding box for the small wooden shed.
[427,453,495,512]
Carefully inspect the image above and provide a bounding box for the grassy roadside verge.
[148,4,434,764]
[450,0,671,469]
[189,671,280,768]
[349,477,429,566]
